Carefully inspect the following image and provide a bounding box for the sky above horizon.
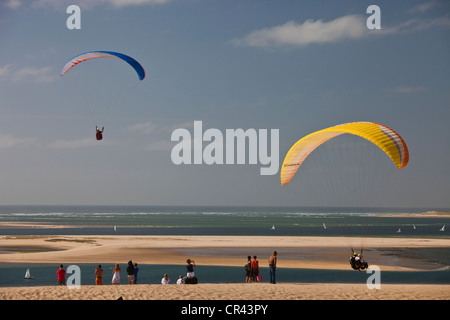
[0,0,449,208]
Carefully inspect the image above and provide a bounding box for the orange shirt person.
[95,265,104,285]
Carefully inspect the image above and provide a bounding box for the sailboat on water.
[271,225,275,230]
[25,268,34,280]
[439,225,445,232]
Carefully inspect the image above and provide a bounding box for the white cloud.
[108,0,171,8]
[409,0,442,14]
[232,15,367,47]
[47,137,113,149]
[27,0,170,10]
[124,121,194,135]
[144,140,175,151]
[232,10,450,48]
[124,121,160,135]
[2,0,171,10]
[379,16,450,35]
[4,0,22,9]
[0,65,57,83]
[0,64,13,78]
[123,121,195,151]
[0,134,37,148]
[13,66,56,83]
[390,86,427,94]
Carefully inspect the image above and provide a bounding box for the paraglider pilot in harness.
[349,249,368,271]
[96,126,104,141]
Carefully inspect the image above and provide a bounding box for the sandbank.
[1,235,449,271]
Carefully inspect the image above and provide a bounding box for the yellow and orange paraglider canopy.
[280,121,409,186]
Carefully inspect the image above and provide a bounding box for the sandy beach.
[0,283,449,300]
[1,234,449,300]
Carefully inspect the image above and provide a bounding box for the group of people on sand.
[56,258,197,286]
[245,251,277,284]
[245,255,260,283]
[57,249,367,286]
[162,259,197,285]
[56,262,140,286]
[107,260,140,285]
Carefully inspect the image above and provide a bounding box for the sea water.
[0,205,448,237]
[0,205,449,287]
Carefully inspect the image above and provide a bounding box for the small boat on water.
[25,268,34,280]
[271,225,275,230]
[439,225,445,232]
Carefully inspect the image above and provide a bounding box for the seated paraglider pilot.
[96,126,104,141]
[349,251,368,271]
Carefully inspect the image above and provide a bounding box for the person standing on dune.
[269,251,277,284]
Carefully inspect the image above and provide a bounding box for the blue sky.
[0,0,449,208]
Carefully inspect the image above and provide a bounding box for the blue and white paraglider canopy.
[60,51,146,80]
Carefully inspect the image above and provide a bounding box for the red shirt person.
[57,264,66,286]
[251,256,260,282]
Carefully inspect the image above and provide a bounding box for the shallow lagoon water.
[0,205,449,287]
[1,263,449,287]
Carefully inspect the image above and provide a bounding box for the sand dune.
[0,283,448,300]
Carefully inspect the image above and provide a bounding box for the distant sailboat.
[323,223,327,230]
[413,224,416,230]
[396,227,401,233]
[271,225,275,230]
[25,268,34,280]
[439,225,445,232]
[114,226,117,232]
